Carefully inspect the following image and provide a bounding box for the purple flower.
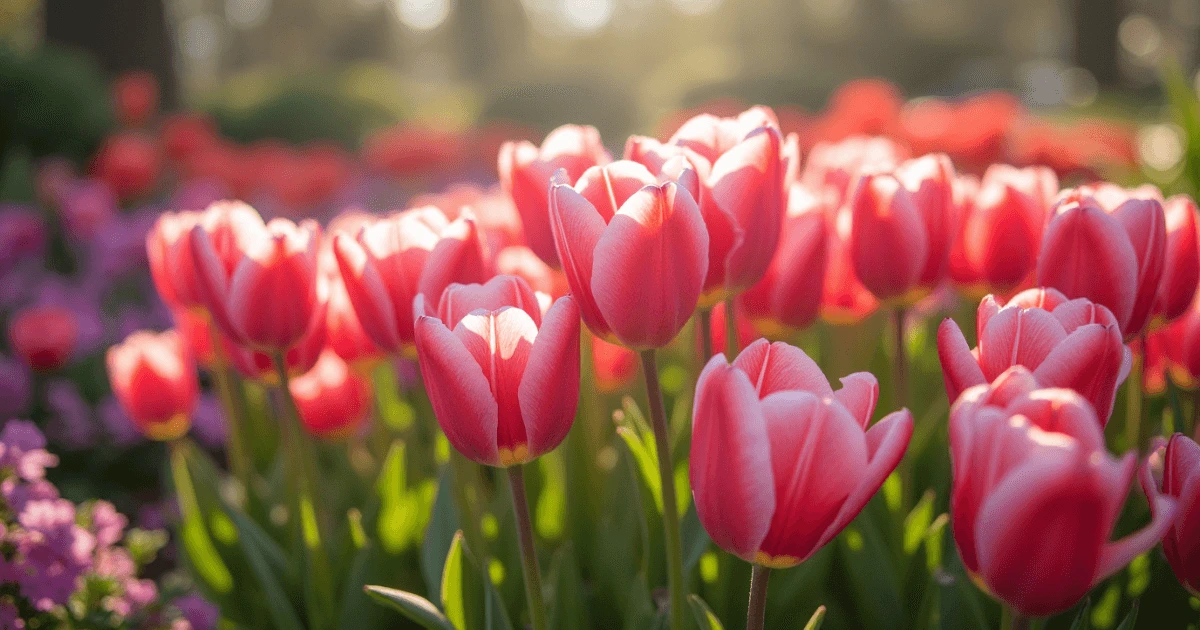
[0,420,57,481]
[173,593,220,630]
[0,601,24,629]
[44,381,97,451]
[0,357,32,419]
[87,501,127,548]
[60,179,116,242]
[0,206,46,273]
[2,479,60,514]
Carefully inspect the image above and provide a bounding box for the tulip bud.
[112,71,159,128]
[950,368,1177,617]
[106,330,198,441]
[91,131,161,201]
[895,153,955,290]
[690,339,912,567]
[949,165,1049,294]
[224,293,327,384]
[415,290,581,467]
[1141,433,1200,595]
[849,173,929,302]
[548,163,709,349]
[1152,195,1200,327]
[289,350,372,440]
[499,125,611,268]
[937,290,1130,421]
[8,305,79,372]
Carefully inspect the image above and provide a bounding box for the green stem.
[507,465,548,630]
[1001,606,1032,630]
[208,323,255,499]
[698,308,714,363]
[1125,340,1145,452]
[892,307,908,410]
[746,564,771,630]
[270,353,335,629]
[724,298,739,358]
[640,349,686,630]
[449,450,490,562]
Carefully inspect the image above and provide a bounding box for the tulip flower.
[821,203,879,325]
[192,212,322,353]
[106,330,198,441]
[800,135,907,205]
[948,165,1054,294]
[625,107,784,302]
[7,305,79,372]
[740,183,828,336]
[690,338,912,576]
[223,295,327,384]
[950,367,1177,618]
[895,153,955,291]
[147,210,205,310]
[170,307,216,369]
[289,349,372,440]
[1141,433,1200,595]
[91,131,161,201]
[937,288,1130,421]
[848,172,929,303]
[326,271,385,373]
[112,70,159,128]
[499,125,611,268]
[1152,195,1200,327]
[415,287,579,466]
[592,336,637,393]
[548,162,709,349]
[1037,191,1166,338]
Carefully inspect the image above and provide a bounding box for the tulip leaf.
[1068,597,1092,630]
[623,575,665,630]
[803,605,828,630]
[838,518,904,629]
[549,545,589,629]
[1113,601,1138,630]
[170,442,234,596]
[903,490,936,555]
[681,504,711,574]
[227,506,306,630]
[440,531,511,630]
[364,585,455,630]
[423,470,459,604]
[687,594,725,630]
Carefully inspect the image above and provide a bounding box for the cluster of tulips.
[95,100,1200,630]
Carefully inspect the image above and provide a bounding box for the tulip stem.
[698,308,714,362]
[1125,340,1145,453]
[270,353,336,630]
[208,323,255,501]
[746,564,771,630]
[507,465,548,630]
[1001,606,1031,630]
[725,298,740,358]
[891,307,908,410]
[640,349,686,630]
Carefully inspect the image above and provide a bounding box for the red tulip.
[499,125,611,267]
[162,113,220,164]
[950,367,1177,617]
[415,214,493,312]
[1037,190,1166,338]
[414,291,580,467]
[937,288,1130,421]
[592,335,637,393]
[106,329,198,441]
[170,307,216,369]
[289,349,372,440]
[1141,433,1200,595]
[821,201,879,325]
[147,210,204,310]
[223,292,328,384]
[419,275,541,329]
[326,271,384,373]
[626,107,785,302]
[690,339,912,567]
[849,172,928,302]
[112,71,159,128]
[704,301,758,359]
[948,165,1054,294]
[192,209,321,352]
[91,131,161,201]
[895,153,955,290]
[740,183,828,336]
[8,305,78,372]
[1152,195,1200,327]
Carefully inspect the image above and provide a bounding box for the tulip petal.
[592,182,708,348]
[833,372,878,429]
[733,338,832,399]
[575,161,657,223]
[500,141,560,267]
[849,174,929,300]
[1096,477,1177,581]
[937,318,987,404]
[414,316,499,465]
[519,296,581,459]
[418,215,491,305]
[690,354,775,560]
[189,225,246,343]
[1031,323,1124,423]
[548,173,611,339]
[815,409,912,552]
[438,275,542,330]
[333,233,403,352]
[709,127,784,292]
[454,308,538,456]
[1113,198,1166,336]
[977,306,1068,382]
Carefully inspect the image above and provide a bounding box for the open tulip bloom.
[950,367,1178,619]
[1142,433,1200,596]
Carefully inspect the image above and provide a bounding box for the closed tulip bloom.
[414,290,580,467]
[146,210,204,309]
[1038,192,1166,338]
[626,107,784,302]
[224,292,327,384]
[950,368,1177,617]
[822,202,879,324]
[937,289,1130,421]
[849,173,929,302]
[740,183,828,336]
[1141,433,1200,595]
[949,165,1051,294]
[8,305,79,372]
[895,153,955,290]
[499,125,611,267]
[326,271,384,372]
[106,330,198,441]
[289,349,372,440]
[1152,195,1200,326]
[424,275,542,329]
[548,162,709,349]
[690,339,912,567]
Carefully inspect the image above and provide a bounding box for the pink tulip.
[950,367,1177,617]
[895,153,955,290]
[848,172,928,302]
[690,339,912,567]
[499,125,611,268]
[548,162,708,349]
[1152,195,1200,327]
[290,349,372,440]
[106,329,198,441]
[1141,433,1200,595]
[937,288,1130,421]
[414,285,580,467]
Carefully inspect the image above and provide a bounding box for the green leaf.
[535,452,567,540]
[549,546,589,629]
[1113,601,1138,630]
[170,443,234,595]
[681,504,711,574]
[224,507,289,582]
[442,532,486,630]
[365,585,455,630]
[228,505,305,630]
[838,519,904,630]
[617,425,664,514]
[1068,597,1092,630]
[423,470,459,603]
[903,490,935,555]
[623,575,663,630]
[803,605,827,630]
[377,441,413,554]
[687,594,724,630]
